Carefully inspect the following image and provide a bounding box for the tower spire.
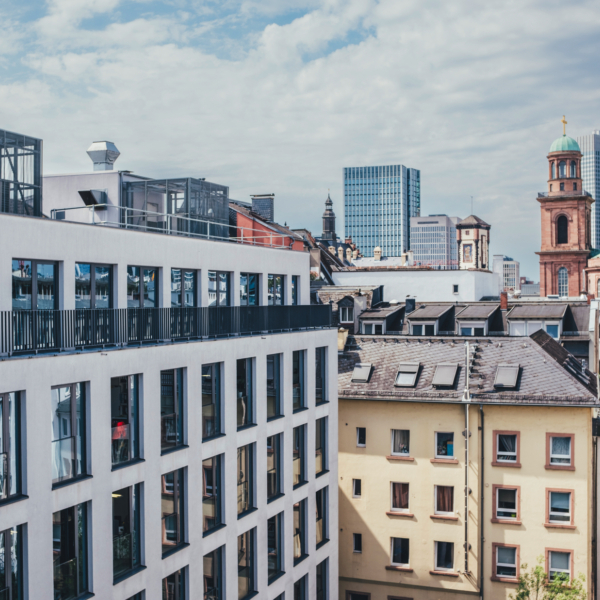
[562,115,567,136]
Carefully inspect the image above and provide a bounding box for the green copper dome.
[549,135,580,153]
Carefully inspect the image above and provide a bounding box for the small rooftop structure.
[87,141,120,171]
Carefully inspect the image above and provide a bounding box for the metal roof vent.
[87,141,120,171]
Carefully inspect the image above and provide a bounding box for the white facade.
[492,254,521,292]
[0,211,338,600]
[331,268,500,302]
[577,130,600,247]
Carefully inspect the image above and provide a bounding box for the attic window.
[494,364,520,389]
[394,363,420,387]
[351,363,372,383]
[432,363,459,387]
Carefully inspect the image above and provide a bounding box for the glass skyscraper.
[343,164,420,257]
[577,130,600,248]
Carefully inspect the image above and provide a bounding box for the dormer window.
[340,306,354,323]
[412,323,435,335]
[394,363,420,387]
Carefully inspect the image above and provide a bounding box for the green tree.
[509,557,586,600]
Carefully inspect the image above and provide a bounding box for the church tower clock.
[537,117,593,297]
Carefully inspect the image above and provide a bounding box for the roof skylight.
[494,364,520,388]
[432,363,459,387]
[351,363,372,383]
[394,362,420,387]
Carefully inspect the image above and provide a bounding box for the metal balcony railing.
[0,305,332,357]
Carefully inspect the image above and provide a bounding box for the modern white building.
[0,131,338,600]
[410,214,459,268]
[577,130,600,247]
[492,254,521,292]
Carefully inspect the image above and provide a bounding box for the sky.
[1,0,600,277]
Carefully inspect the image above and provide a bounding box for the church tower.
[321,193,337,242]
[537,117,594,297]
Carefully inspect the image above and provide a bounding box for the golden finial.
[561,115,567,136]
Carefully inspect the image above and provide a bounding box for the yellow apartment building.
[338,330,598,600]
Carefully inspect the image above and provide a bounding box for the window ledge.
[294,554,308,566]
[202,433,226,443]
[161,542,190,559]
[316,469,329,479]
[544,523,576,530]
[240,592,259,600]
[268,571,286,586]
[386,455,414,462]
[491,576,518,583]
[430,570,460,577]
[203,523,226,538]
[316,539,330,550]
[76,593,95,600]
[293,482,308,491]
[430,458,459,464]
[237,507,258,520]
[0,494,28,508]
[267,493,285,504]
[545,465,575,471]
[386,511,414,518]
[112,457,145,472]
[267,415,285,423]
[491,518,522,525]
[491,461,521,468]
[237,424,257,433]
[430,514,459,521]
[293,406,308,414]
[386,565,413,572]
[113,565,146,585]
[52,473,93,490]
[161,444,188,456]
[315,400,329,407]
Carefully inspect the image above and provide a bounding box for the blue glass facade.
[577,131,600,248]
[343,164,420,257]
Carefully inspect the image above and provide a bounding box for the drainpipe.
[462,341,472,576]
[479,404,485,600]
[593,434,597,600]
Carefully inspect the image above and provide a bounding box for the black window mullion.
[74,505,80,596]
[31,261,38,310]
[127,376,133,461]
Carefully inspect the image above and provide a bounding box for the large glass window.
[127,266,158,308]
[293,499,307,564]
[112,484,142,580]
[0,392,20,500]
[237,444,254,516]
[160,369,184,452]
[240,273,259,306]
[208,271,230,307]
[111,375,140,467]
[316,559,328,600]
[202,455,223,533]
[12,259,57,310]
[315,347,327,404]
[268,274,284,306]
[75,263,112,308]
[51,383,86,485]
[0,525,23,600]
[267,512,283,583]
[316,417,327,476]
[204,547,223,600]
[238,529,256,599]
[293,425,306,488]
[171,269,196,307]
[292,351,305,411]
[162,568,186,600]
[291,275,299,305]
[294,574,307,600]
[267,354,282,420]
[161,468,185,555]
[53,503,88,599]
[316,487,328,548]
[267,434,281,500]
[202,363,222,440]
[237,358,253,429]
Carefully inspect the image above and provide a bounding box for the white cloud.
[2,0,600,276]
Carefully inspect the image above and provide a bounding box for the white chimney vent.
[87,141,120,171]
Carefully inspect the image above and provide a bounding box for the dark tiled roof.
[407,304,452,320]
[456,304,498,320]
[359,304,404,319]
[457,214,491,228]
[507,304,568,319]
[339,333,597,404]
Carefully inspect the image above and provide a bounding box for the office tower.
[343,164,420,257]
[410,214,459,268]
[0,133,338,600]
[577,130,600,247]
[493,255,521,291]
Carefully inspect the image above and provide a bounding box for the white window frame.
[548,551,571,581]
[390,537,410,567]
[340,306,354,323]
[356,427,366,448]
[362,321,384,335]
[550,436,572,466]
[458,322,487,336]
[509,321,527,337]
[353,533,362,553]
[544,321,561,339]
[435,432,454,459]
[496,433,517,463]
[434,541,454,571]
[549,491,572,524]
[495,488,517,520]
[411,321,436,335]
[390,482,409,513]
[391,429,410,456]
[352,479,362,498]
[496,546,517,578]
[434,485,454,516]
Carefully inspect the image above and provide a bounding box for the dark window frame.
[293,425,306,488]
[161,468,186,556]
[316,558,328,600]
[292,350,306,412]
[203,546,224,600]
[112,483,142,580]
[316,486,329,548]
[237,444,255,517]
[162,568,186,600]
[316,417,328,476]
[267,512,284,583]
[202,363,222,440]
[268,274,285,306]
[75,262,113,309]
[0,391,21,500]
[12,258,58,310]
[237,358,254,429]
[315,347,328,404]
[127,265,159,308]
[111,375,141,468]
[208,271,230,307]
[170,268,197,308]
[293,499,308,564]
[240,273,260,306]
[160,368,185,453]
[267,434,282,501]
[267,354,282,420]
[291,275,299,305]
[294,574,308,599]
[0,525,23,600]
[238,528,256,599]
[202,454,223,534]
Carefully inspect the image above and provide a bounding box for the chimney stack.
[500,291,508,310]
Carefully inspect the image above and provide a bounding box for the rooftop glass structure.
[577,131,600,247]
[0,129,42,216]
[343,164,420,257]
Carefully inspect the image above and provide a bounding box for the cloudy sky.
[2,0,599,276]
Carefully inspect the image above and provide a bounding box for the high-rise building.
[576,130,600,247]
[493,254,521,291]
[410,214,459,268]
[343,164,420,257]
[0,134,339,600]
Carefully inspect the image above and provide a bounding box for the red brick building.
[537,129,594,297]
